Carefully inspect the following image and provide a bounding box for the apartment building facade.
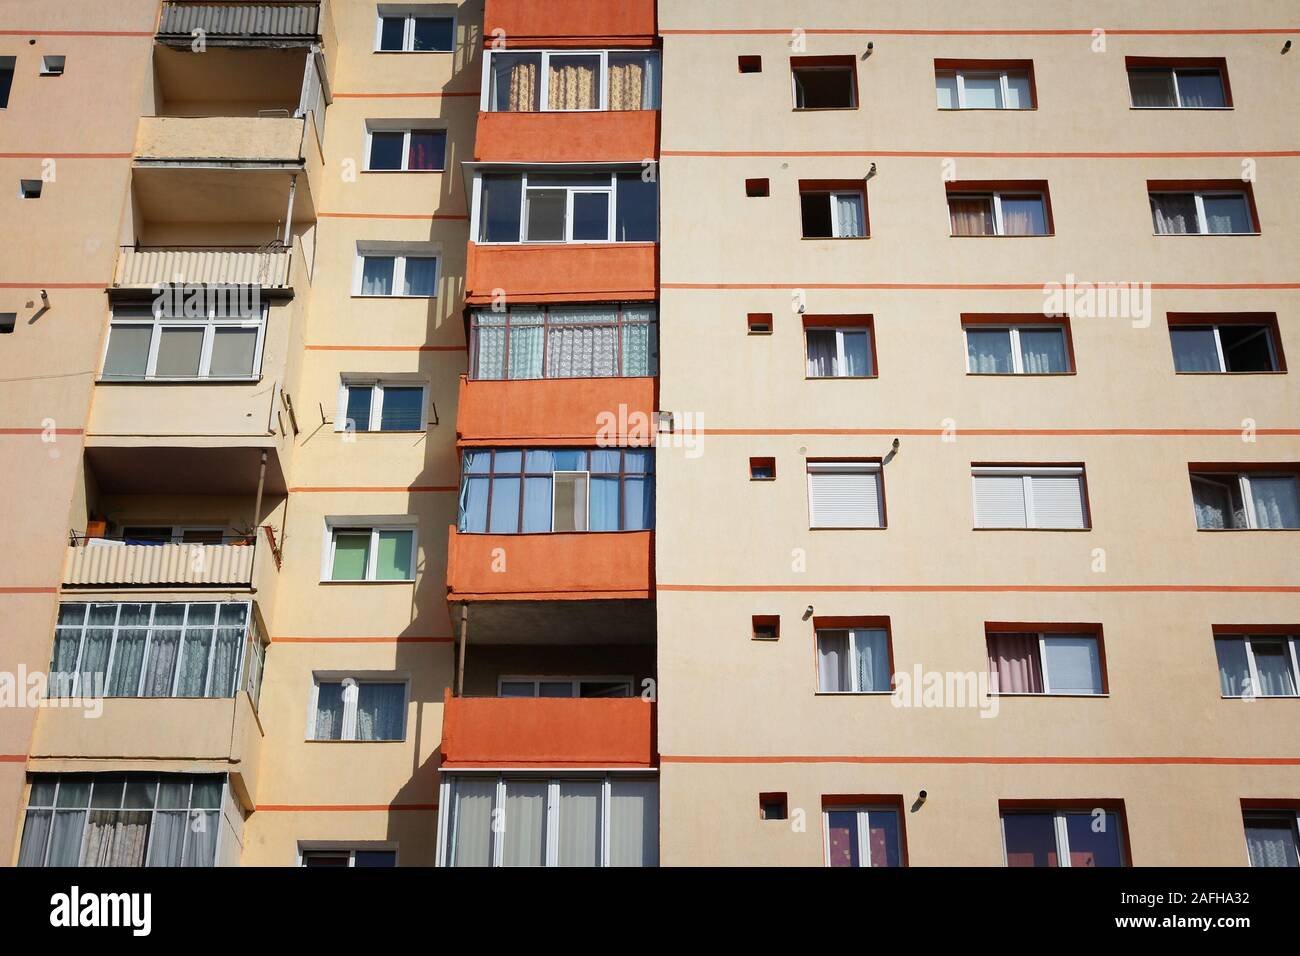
[0,0,1298,869]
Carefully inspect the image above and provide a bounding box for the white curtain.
[45,810,86,866]
[966,329,1013,373]
[609,779,658,866]
[853,629,890,692]
[806,329,837,377]
[17,810,52,866]
[1252,642,1297,697]
[1152,194,1197,234]
[1246,820,1299,867]
[1249,477,1300,529]
[183,810,218,866]
[473,315,507,379]
[355,683,405,741]
[558,781,601,866]
[208,628,241,698]
[1019,330,1067,373]
[507,309,544,378]
[450,780,495,866]
[817,631,851,691]
[80,810,150,867]
[1192,478,1244,529]
[175,630,211,696]
[547,308,619,377]
[621,308,656,375]
[313,682,345,740]
[502,781,547,866]
[1214,638,1252,696]
[834,193,865,237]
[147,810,187,866]
[107,630,147,696]
[141,630,180,696]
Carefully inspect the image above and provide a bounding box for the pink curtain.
[988,634,1043,693]
[949,196,994,235]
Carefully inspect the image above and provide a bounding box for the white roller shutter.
[1030,475,1087,529]
[973,467,1086,529]
[808,463,883,528]
[972,474,1028,528]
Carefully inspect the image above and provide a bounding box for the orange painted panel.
[475,110,660,164]
[456,375,657,444]
[484,0,657,44]
[441,690,657,767]
[446,526,654,600]
[466,242,657,303]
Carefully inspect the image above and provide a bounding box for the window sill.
[809,525,887,531]
[749,477,777,482]
[486,108,660,115]
[1174,370,1285,375]
[938,107,1037,112]
[1129,105,1233,111]
[949,233,1054,238]
[973,526,1092,531]
[814,691,893,697]
[96,376,262,385]
[319,579,417,585]
[335,429,428,435]
[990,692,1109,699]
[805,375,879,380]
[351,294,437,300]
[373,49,454,55]
[791,106,859,112]
[1196,528,1300,532]
[800,236,870,241]
[1152,232,1261,237]
[966,371,1076,377]
[362,169,446,174]
[304,737,408,743]
[473,240,658,248]
[1222,695,1298,700]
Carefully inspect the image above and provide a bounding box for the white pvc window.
[987,632,1105,695]
[1151,190,1255,235]
[475,169,658,244]
[1001,809,1126,867]
[100,303,266,381]
[972,467,1088,529]
[1128,67,1226,108]
[354,250,439,296]
[484,49,661,112]
[965,324,1071,374]
[1215,635,1300,699]
[497,676,634,698]
[1244,811,1300,867]
[823,806,902,867]
[308,676,408,741]
[1170,323,1278,373]
[936,69,1032,109]
[948,191,1049,236]
[336,379,427,432]
[375,9,454,52]
[815,629,891,693]
[807,461,884,528]
[301,846,398,867]
[1191,472,1300,530]
[364,126,446,171]
[440,774,659,867]
[324,523,417,581]
[805,327,874,377]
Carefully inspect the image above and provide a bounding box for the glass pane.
[1129,69,1177,107]
[1042,636,1103,694]
[191,778,222,808]
[368,131,404,170]
[1151,193,1197,234]
[480,175,523,242]
[378,16,405,51]
[29,779,57,806]
[501,780,547,866]
[609,779,658,866]
[832,193,865,237]
[826,810,859,867]
[208,327,257,377]
[1175,70,1226,108]
[999,196,1047,235]
[962,73,1001,108]
[146,811,186,866]
[123,779,155,809]
[557,781,602,866]
[17,810,52,866]
[345,386,373,431]
[842,330,873,375]
[539,681,573,698]
[176,627,213,696]
[572,192,610,241]
[1245,816,1300,867]
[356,682,406,739]
[608,51,659,109]
[817,631,851,692]
[966,329,1013,374]
[155,328,203,377]
[1249,476,1300,529]
[1065,812,1124,866]
[374,530,414,580]
[331,532,371,580]
[355,850,397,867]
[46,810,87,866]
[412,16,453,52]
[868,810,901,867]
[450,780,495,867]
[615,173,657,241]
[589,476,620,532]
[499,681,535,697]
[1251,640,1298,696]
[949,195,995,235]
[552,472,588,532]
[314,682,345,740]
[852,629,891,693]
[378,386,423,430]
[157,779,189,809]
[103,325,152,378]
[183,810,218,866]
[521,476,552,532]
[56,778,92,807]
[458,476,489,532]
[550,449,585,471]
[935,72,957,109]
[361,256,395,295]
[407,130,445,171]
[525,189,566,241]
[142,630,180,696]
[1192,475,1245,529]
[1170,327,1223,372]
[489,477,521,533]
[1018,328,1068,373]
[1003,813,1059,867]
[800,192,832,238]
[90,776,124,809]
[547,54,599,110]
[1215,638,1252,696]
[623,476,653,531]
[490,53,541,112]
[1005,72,1032,108]
[1219,325,1275,372]
[1202,194,1252,234]
[403,256,438,295]
[79,629,112,697]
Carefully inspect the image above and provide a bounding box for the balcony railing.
[113,245,292,289]
[157,2,320,43]
[64,538,256,588]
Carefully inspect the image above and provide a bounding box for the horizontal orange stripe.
[304,344,466,352]
[662,755,1300,766]
[442,762,655,769]
[659,584,1300,594]
[0,29,151,37]
[318,212,469,221]
[0,755,27,763]
[272,636,454,644]
[255,803,438,812]
[0,153,131,159]
[660,27,1300,37]
[0,588,58,595]
[0,428,84,435]
[333,91,480,99]
[665,148,1300,159]
[0,283,103,290]
[288,485,456,493]
[663,282,1300,291]
[699,427,1300,437]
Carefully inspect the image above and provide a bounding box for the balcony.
[441,690,656,769]
[156,2,321,46]
[466,241,657,304]
[135,114,307,166]
[447,527,654,602]
[63,537,258,588]
[475,110,659,164]
[457,375,656,445]
[113,245,293,290]
[484,0,657,45]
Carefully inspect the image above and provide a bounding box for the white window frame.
[364,125,445,172]
[298,843,399,866]
[815,629,890,694]
[522,176,615,244]
[938,68,1031,109]
[1192,472,1300,529]
[1172,323,1279,373]
[987,631,1104,696]
[1218,635,1300,699]
[821,805,901,867]
[1128,66,1226,109]
[949,191,1048,236]
[496,676,635,697]
[1000,809,1126,867]
[322,520,418,582]
[1244,811,1300,867]
[964,323,1071,374]
[971,466,1088,529]
[1151,190,1255,235]
[438,773,658,867]
[806,460,884,529]
[374,7,455,53]
[472,167,658,245]
[335,378,428,432]
[307,675,410,741]
[805,326,874,378]
[481,49,661,113]
[100,302,268,382]
[353,248,439,297]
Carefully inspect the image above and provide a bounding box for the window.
[751,615,780,641]
[749,457,776,480]
[355,249,438,296]
[48,602,261,701]
[477,170,657,243]
[760,793,788,820]
[0,56,14,108]
[310,677,407,741]
[325,524,416,581]
[19,179,41,199]
[1150,186,1256,235]
[376,8,453,52]
[1169,316,1282,373]
[965,322,1071,374]
[1215,634,1300,698]
[470,304,657,380]
[498,677,633,698]
[0,312,16,333]
[800,182,867,238]
[100,301,266,381]
[442,774,658,867]
[1244,811,1300,867]
[40,55,65,76]
[806,323,874,376]
[1128,62,1227,108]
[738,56,762,74]
[366,126,446,171]
[972,466,1088,529]
[118,525,230,545]
[18,773,224,867]
[337,380,426,432]
[987,631,1105,695]
[791,56,857,109]
[487,50,660,112]
[1002,808,1126,866]
[747,313,773,334]
[1191,470,1300,529]
[816,628,891,693]
[808,461,884,528]
[936,65,1033,109]
[458,448,654,534]
[302,847,397,867]
[824,805,902,867]
[949,186,1050,236]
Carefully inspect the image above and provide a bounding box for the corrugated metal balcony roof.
[157,3,320,43]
